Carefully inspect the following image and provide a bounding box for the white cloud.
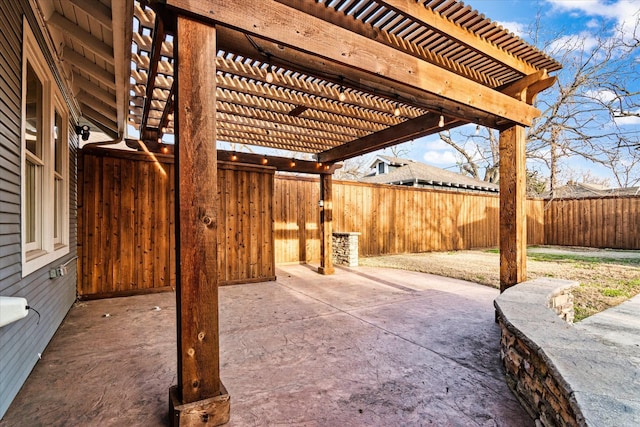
[584,89,618,103]
[496,20,526,37]
[614,115,640,126]
[586,18,600,28]
[423,150,457,165]
[546,0,640,33]
[422,139,450,150]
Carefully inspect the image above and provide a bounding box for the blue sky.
[394,0,640,186]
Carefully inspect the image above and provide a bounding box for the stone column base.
[169,383,230,426]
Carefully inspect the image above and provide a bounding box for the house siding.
[0,0,78,419]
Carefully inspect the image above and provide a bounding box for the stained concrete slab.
[0,265,532,426]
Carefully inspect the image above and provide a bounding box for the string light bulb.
[475,124,481,135]
[338,86,346,102]
[266,65,275,83]
[262,156,269,165]
[438,115,445,127]
[231,152,238,161]
[290,159,296,168]
[394,103,401,117]
[265,53,275,83]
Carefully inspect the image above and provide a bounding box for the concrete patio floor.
[0,265,532,426]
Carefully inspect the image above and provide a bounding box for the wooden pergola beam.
[318,113,465,163]
[217,150,340,175]
[213,26,504,129]
[275,0,500,87]
[216,88,387,133]
[140,8,166,139]
[165,0,541,127]
[215,74,405,127]
[215,56,426,119]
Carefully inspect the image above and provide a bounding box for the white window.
[21,19,69,276]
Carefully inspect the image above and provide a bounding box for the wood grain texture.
[77,149,174,297]
[79,152,639,294]
[166,0,541,127]
[499,125,527,292]
[175,16,221,403]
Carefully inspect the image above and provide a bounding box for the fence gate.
[78,147,275,299]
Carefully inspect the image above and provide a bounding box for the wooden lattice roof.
[128,0,560,161]
[34,0,562,162]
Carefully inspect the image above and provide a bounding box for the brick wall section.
[332,232,360,267]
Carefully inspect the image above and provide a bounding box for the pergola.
[36,0,561,424]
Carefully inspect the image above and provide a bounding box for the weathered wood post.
[499,125,527,292]
[318,172,335,275]
[169,14,230,426]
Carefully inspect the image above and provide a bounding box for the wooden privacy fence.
[79,148,640,297]
[274,176,545,263]
[544,196,640,250]
[78,148,275,298]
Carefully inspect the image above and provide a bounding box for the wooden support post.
[170,15,230,426]
[318,173,334,275]
[499,125,527,292]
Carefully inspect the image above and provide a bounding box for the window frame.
[21,18,70,277]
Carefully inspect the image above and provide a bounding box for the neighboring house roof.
[542,182,640,199]
[367,155,412,169]
[361,156,499,193]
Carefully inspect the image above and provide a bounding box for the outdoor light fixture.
[337,76,347,102]
[338,86,346,102]
[438,115,445,128]
[265,54,275,83]
[394,103,401,117]
[266,65,275,83]
[75,125,90,141]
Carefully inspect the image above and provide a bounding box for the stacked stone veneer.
[495,279,584,427]
[549,288,575,323]
[498,320,580,426]
[332,232,360,267]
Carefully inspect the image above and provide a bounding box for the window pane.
[25,160,37,244]
[54,177,61,242]
[54,110,63,174]
[25,63,43,159]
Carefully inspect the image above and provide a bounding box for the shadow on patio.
[0,265,532,426]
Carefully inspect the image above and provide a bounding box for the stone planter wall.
[495,278,583,427]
